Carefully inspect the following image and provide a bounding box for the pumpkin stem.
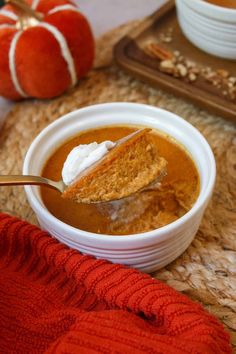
[5,0,43,21]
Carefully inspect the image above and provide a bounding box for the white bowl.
[179,0,236,32]
[23,103,216,273]
[179,2,236,38]
[178,15,236,59]
[176,0,236,59]
[179,11,236,44]
[182,0,236,23]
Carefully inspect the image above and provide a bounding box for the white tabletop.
[78,0,166,37]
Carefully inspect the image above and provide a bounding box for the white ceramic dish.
[178,1,236,32]
[179,2,236,37]
[179,12,236,44]
[176,0,236,59]
[23,103,216,273]
[178,15,236,59]
[182,0,236,23]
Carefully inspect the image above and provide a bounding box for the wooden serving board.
[114,0,236,123]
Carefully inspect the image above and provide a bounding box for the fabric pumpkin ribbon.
[0,0,94,99]
[0,213,232,353]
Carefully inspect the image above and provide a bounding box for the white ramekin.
[176,0,236,59]
[23,103,216,273]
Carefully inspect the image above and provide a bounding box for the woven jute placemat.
[0,21,236,349]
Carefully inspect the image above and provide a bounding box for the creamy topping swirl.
[62,141,115,185]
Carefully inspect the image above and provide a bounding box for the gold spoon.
[0,175,65,193]
[0,129,166,203]
[0,171,165,204]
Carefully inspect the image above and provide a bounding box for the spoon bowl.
[0,170,166,204]
[0,128,166,204]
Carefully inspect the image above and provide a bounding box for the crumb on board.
[143,39,236,101]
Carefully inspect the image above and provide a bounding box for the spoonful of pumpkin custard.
[61,128,167,203]
[0,129,167,203]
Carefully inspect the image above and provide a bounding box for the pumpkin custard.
[41,126,200,235]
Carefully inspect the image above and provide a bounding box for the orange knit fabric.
[0,213,232,354]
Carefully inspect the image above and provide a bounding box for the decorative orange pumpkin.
[0,0,95,99]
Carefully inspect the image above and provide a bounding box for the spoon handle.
[0,175,62,192]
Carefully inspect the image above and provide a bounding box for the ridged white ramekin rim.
[49,218,199,259]
[23,103,216,250]
[180,13,236,46]
[178,15,236,59]
[177,1,236,39]
[176,0,236,59]
[179,14,236,47]
[38,203,203,253]
[180,0,236,23]
[176,0,236,33]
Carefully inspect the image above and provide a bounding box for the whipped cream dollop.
[62,141,115,186]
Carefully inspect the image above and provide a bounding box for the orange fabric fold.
[0,213,232,353]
